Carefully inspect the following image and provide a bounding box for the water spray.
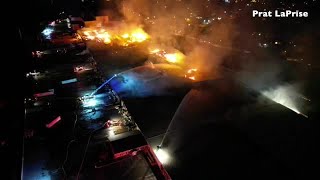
[159,89,187,147]
[261,85,309,118]
[90,74,118,96]
[89,66,137,97]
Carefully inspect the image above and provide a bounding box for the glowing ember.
[150,48,161,54]
[185,68,198,81]
[187,68,197,74]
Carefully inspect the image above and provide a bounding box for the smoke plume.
[115,0,237,76]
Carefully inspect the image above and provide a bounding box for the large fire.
[149,48,185,64]
[128,28,149,43]
[148,48,198,80]
[97,31,112,44]
[80,27,149,46]
[78,17,201,82]
[164,53,182,63]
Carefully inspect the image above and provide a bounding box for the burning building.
[78,16,150,47]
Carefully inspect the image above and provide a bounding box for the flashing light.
[46,116,61,128]
[153,147,170,165]
[74,64,95,73]
[42,27,54,39]
[80,95,98,107]
[34,91,54,98]
[33,91,54,98]
[61,78,77,84]
[83,98,98,107]
[26,71,40,77]
[42,28,53,36]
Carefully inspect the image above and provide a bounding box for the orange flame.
[187,68,197,74]
[185,68,198,81]
[80,27,149,46]
[149,48,185,64]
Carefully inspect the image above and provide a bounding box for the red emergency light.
[46,116,61,128]
[34,91,54,98]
